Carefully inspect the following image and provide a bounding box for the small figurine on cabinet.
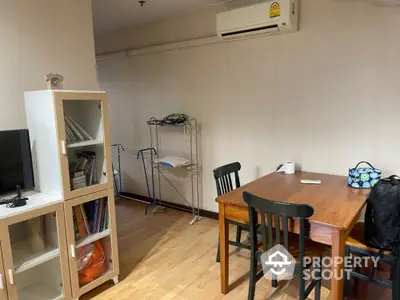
[45,73,64,90]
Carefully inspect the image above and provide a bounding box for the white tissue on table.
[276,161,295,174]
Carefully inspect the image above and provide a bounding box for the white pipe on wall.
[127,36,220,57]
[95,32,268,60]
[96,51,129,61]
[95,36,219,60]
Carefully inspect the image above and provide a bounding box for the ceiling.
[92,0,232,35]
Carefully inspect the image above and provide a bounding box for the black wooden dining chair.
[344,223,393,298]
[214,162,250,263]
[243,191,328,300]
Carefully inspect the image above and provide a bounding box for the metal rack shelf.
[145,117,201,224]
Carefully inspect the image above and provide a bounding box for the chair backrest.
[243,191,314,260]
[213,162,241,196]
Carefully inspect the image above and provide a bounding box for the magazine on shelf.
[74,198,109,241]
[65,115,84,141]
[65,123,76,143]
[64,113,93,143]
[70,150,96,190]
[65,113,93,140]
[80,205,91,235]
[74,206,88,241]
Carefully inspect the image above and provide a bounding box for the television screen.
[0,130,34,196]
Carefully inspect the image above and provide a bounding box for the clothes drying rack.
[138,117,201,225]
[136,147,164,215]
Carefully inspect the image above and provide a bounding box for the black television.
[0,129,34,196]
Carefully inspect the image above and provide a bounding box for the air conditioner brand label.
[270,2,281,18]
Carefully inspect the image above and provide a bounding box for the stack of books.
[73,198,109,242]
[64,113,93,143]
[71,170,86,190]
[70,151,96,190]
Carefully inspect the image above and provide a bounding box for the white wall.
[96,0,400,212]
[0,0,98,130]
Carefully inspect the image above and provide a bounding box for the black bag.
[365,175,400,251]
[365,176,400,300]
[390,244,400,300]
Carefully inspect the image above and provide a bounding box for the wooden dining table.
[216,171,370,300]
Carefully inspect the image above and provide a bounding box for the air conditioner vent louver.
[221,24,279,38]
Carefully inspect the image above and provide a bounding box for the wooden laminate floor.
[81,199,392,300]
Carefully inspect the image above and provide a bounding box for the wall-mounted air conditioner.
[216,0,298,40]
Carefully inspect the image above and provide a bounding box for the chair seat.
[228,219,249,227]
[257,232,328,263]
[346,222,391,255]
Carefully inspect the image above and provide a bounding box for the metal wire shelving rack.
[147,116,202,225]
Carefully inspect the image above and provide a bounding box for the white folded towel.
[154,156,191,168]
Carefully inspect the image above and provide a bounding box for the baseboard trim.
[120,192,219,220]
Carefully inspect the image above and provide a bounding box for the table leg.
[331,229,345,300]
[219,203,229,294]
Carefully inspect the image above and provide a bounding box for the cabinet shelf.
[76,229,111,249]
[24,90,113,200]
[21,91,118,299]
[67,139,104,149]
[18,280,64,300]
[13,241,60,274]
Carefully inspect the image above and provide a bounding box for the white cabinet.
[24,90,113,201]
[21,90,119,299]
[0,202,71,300]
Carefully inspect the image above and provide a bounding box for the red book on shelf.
[74,206,88,240]
[80,205,91,235]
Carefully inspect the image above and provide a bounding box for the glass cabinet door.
[2,203,71,300]
[54,92,113,200]
[64,189,118,298]
[0,243,8,300]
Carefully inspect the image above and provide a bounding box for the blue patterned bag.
[348,161,381,189]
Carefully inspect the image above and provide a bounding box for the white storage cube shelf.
[8,213,65,300]
[64,189,119,297]
[9,213,59,275]
[16,257,64,300]
[67,145,106,187]
[63,100,104,143]
[24,90,112,200]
